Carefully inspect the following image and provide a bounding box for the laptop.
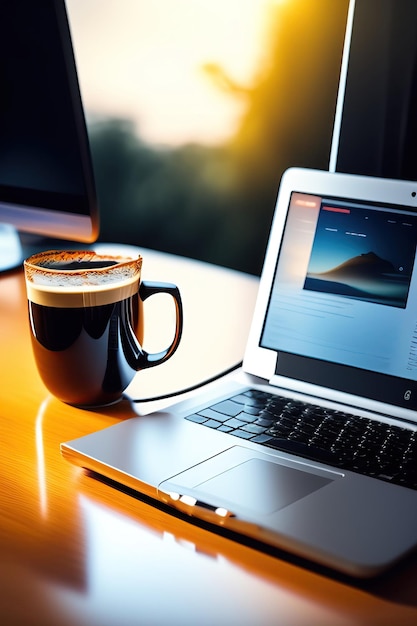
[62,167,417,578]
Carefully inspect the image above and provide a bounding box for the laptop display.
[261,191,417,409]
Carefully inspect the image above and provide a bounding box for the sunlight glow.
[66,0,279,146]
[35,396,51,519]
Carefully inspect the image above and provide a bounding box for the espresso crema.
[24,250,142,308]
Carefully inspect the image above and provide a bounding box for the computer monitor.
[330,0,417,181]
[0,0,98,272]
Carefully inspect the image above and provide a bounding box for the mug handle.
[121,280,183,370]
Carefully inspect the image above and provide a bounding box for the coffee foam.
[24,250,142,308]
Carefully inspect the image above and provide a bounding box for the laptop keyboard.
[185,389,417,490]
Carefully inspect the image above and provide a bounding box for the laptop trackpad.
[159,447,335,516]
[195,457,332,514]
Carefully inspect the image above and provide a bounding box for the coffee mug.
[24,250,183,407]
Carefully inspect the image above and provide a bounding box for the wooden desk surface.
[1,247,417,626]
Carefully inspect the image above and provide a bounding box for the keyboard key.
[211,400,243,417]
[185,414,207,424]
[233,429,255,440]
[255,418,275,428]
[203,419,223,429]
[241,423,267,435]
[197,408,230,422]
[223,417,247,429]
[251,434,273,444]
[240,405,263,415]
[231,393,265,407]
[243,390,272,402]
[238,412,258,424]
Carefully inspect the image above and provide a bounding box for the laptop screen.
[261,191,417,409]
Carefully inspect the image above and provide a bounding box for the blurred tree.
[225,0,351,273]
[90,0,349,274]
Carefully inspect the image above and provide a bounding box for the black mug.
[24,250,183,407]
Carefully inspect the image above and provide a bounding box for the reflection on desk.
[1,247,417,625]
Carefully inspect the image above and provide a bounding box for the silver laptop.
[62,167,417,578]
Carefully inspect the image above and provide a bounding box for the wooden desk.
[1,247,417,626]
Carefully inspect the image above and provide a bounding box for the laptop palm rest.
[158,446,337,517]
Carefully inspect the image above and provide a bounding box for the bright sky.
[66,0,282,146]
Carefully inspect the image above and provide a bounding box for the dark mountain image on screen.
[304,251,411,308]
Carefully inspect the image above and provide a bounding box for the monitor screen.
[330,0,417,181]
[0,0,98,270]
